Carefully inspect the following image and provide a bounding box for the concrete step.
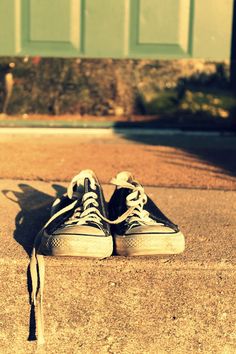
[0,180,235,354]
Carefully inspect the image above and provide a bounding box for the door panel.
[21,0,83,56]
[129,0,193,58]
[0,0,234,59]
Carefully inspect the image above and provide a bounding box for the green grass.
[179,88,236,118]
[139,87,236,119]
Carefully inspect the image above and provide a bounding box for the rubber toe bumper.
[114,231,185,256]
[38,231,113,258]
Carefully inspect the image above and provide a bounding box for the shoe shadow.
[2,183,66,256]
[2,182,66,341]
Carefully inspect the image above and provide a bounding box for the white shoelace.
[30,170,141,345]
[64,191,103,227]
[111,172,158,228]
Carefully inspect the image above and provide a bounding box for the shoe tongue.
[72,176,93,194]
[83,177,99,211]
[84,177,93,194]
[83,178,102,228]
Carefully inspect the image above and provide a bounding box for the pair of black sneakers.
[30,170,185,344]
[35,169,185,259]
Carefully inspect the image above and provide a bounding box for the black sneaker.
[108,171,185,256]
[36,169,113,258]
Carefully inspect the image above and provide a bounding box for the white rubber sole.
[114,231,185,256]
[38,233,113,258]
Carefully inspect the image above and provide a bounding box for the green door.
[0,0,234,59]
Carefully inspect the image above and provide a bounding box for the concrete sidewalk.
[0,128,236,190]
[0,179,235,354]
[0,129,236,353]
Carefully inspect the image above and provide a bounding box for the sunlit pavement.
[0,179,235,353]
[0,127,236,190]
[0,129,236,353]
